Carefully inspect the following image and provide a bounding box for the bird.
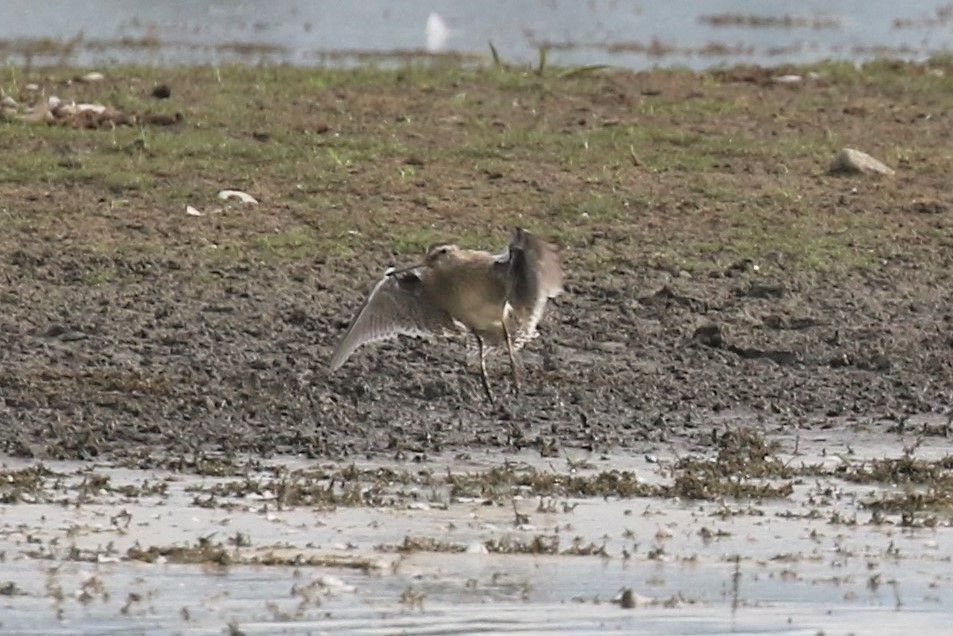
[329,227,564,402]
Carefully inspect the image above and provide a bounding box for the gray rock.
[830,148,895,175]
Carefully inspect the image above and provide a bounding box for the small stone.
[830,148,895,175]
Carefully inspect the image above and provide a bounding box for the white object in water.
[426,12,452,52]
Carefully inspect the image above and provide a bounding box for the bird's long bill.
[386,263,423,276]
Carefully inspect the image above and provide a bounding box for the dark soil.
[1,61,951,468]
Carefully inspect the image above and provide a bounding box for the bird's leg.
[472,331,494,403]
[501,319,521,396]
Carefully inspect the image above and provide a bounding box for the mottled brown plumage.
[330,227,563,401]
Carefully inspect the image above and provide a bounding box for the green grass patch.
[0,60,945,271]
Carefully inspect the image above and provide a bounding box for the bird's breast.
[426,267,507,334]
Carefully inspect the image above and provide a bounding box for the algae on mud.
[1,430,953,633]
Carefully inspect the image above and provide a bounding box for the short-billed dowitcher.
[330,227,564,401]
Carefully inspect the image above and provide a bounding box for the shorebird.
[329,227,564,401]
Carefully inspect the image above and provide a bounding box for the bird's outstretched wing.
[329,269,458,371]
[501,228,564,346]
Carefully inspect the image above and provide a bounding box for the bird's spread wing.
[501,228,564,346]
[329,269,457,371]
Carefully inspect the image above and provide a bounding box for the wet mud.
[0,230,949,465]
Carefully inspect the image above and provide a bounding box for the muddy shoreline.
[2,427,952,633]
[0,61,949,458]
[1,61,952,468]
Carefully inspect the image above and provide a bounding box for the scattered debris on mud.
[1,426,952,631]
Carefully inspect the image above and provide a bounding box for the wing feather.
[329,270,457,371]
[503,228,564,346]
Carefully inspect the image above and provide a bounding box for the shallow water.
[2,0,953,69]
[1,421,951,634]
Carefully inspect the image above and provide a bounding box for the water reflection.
[1,0,952,69]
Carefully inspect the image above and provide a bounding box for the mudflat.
[2,60,950,464]
[1,59,953,634]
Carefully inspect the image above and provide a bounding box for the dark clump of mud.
[0,62,951,469]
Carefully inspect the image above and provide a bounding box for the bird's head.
[424,243,458,267]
